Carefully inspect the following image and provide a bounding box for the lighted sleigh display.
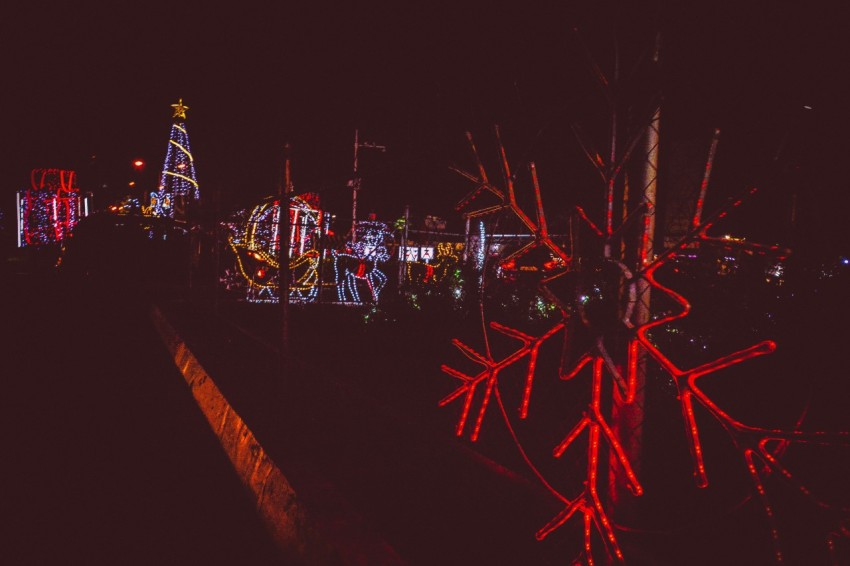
[224,193,326,303]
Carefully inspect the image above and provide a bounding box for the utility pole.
[610,32,662,525]
[463,216,471,263]
[213,186,221,317]
[604,34,620,258]
[398,204,410,291]
[349,129,386,242]
[279,144,294,372]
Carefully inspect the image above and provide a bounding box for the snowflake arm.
[536,359,643,564]
[440,322,564,441]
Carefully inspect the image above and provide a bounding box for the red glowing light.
[438,128,850,564]
[440,321,564,441]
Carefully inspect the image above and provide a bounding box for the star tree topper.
[171,98,189,119]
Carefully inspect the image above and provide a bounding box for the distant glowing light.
[476,221,486,270]
[164,171,199,187]
[18,168,82,247]
[171,98,189,119]
[169,140,194,162]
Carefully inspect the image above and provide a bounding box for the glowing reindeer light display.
[332,220,392,304]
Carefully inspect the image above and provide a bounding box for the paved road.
[0,263,283,565]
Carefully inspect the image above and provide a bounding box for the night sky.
[3,2,848,251]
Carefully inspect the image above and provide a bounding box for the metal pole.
[213,187,221,317]
[398,205,410,291]
[351,129,359,243]
[691,128,721,230]
[280,144,293,369]
[349,130,386,244]
[640,108,660,266]
[16,191,22,248]
[317,212,330,304]
[463,216,470,262]
[610,32,661,523]
[604,33,620,257]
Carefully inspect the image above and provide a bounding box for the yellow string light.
[171,98,189,119]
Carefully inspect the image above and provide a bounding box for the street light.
[130,159,147,208]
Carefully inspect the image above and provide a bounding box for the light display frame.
[332,220,393,304]
[17,168,87,247]
[225,194,326,303]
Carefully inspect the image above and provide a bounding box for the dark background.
[3,5,849,562]
[2,1,848,250]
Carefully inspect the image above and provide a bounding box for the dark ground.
[4,225,850,565]
[0,250,284,565]
[157,261,850,565]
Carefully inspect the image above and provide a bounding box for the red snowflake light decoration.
[438,130,850,564]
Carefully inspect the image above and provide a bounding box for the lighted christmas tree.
[147,99,200,219]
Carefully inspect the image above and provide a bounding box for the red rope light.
[440,321,565,441]
[439,130,850,564]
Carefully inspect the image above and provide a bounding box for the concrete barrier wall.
[150,304,339,565]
